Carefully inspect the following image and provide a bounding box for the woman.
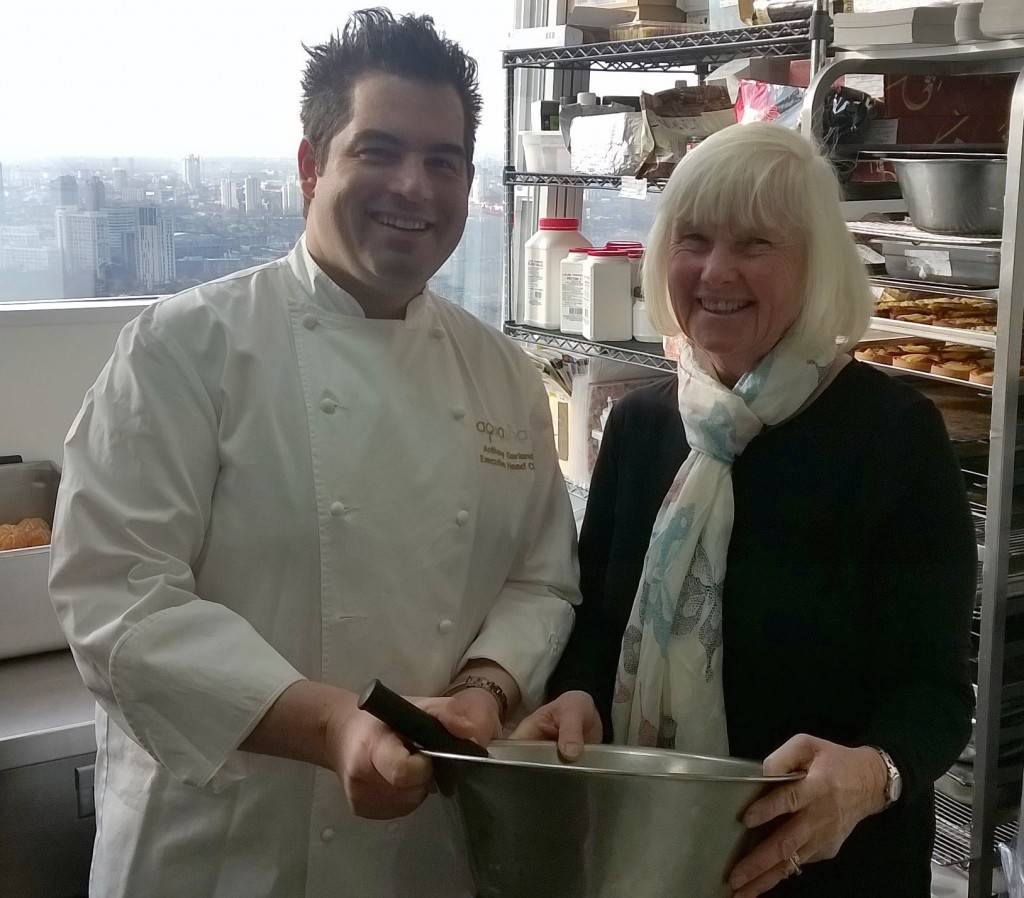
[515,123,975,897]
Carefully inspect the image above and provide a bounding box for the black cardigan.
[549,362,976,897]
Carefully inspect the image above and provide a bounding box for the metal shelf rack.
[803,42,1024,898]
[502,22,819,364]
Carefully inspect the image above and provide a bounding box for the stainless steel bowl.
[890,158,1007,235]
[425,740,801,898]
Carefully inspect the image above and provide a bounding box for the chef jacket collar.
[289,235,430,326]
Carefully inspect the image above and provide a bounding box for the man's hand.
[324,701,434,819]
[511,691,603,760]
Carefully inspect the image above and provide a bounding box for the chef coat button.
[432,326,446,339]
[302,314,319,330]
[455,510,469,527]
[330,501,346,516]
[452,406,466,420]
[320,398,337,414]
[320,826,336,843]
[438,619,454,635]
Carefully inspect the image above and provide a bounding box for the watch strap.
[868,745,901,809]
[443,675,509,725]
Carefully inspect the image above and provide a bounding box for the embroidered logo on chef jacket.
[476,420,535,472]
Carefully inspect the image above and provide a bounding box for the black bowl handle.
[357,679,489,758]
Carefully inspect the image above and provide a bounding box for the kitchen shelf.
[871,276,1000,301]
[934,790,1018,870]
[849,220,1003,248]
[867,318,996,349]
[805,40,1024,897]
[863,359,994,392]
[506,324,674,371]
[505,170,670,191]
[503,21,814,72]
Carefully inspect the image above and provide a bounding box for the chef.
[48,9,579,898]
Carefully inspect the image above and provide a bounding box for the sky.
[0,0,513,162]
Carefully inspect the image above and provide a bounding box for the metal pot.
[425,740,801,898]
[890,157,1006,236]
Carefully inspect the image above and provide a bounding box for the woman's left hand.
[727,735,888,897]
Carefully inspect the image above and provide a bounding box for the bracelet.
[442,675,509,725]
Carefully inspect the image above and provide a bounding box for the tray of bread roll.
[855,338,998,389]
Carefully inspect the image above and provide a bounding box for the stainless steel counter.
[0,649,96,771]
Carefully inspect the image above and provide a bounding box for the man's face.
[299,72,473,317]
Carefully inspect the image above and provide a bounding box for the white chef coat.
[49,237,580,898]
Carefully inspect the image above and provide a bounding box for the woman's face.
[667,221,807,387]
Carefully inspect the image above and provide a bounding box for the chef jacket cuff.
[109,600,305,789]
[460,590,575,712]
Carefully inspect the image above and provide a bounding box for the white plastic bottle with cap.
[524,218,592,329]
[627,249,660,342]
[582,249,632,342]
[559,248,592,335]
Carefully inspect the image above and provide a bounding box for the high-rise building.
[55,208,111,280]
[50,175,79,208]
[0,163,5,222]
[244,176,262,217]
[220,179,237,210]
[183,155,202,190]
[136,206,175,291]
[84,177,106,212]
[282,181,302,216]
[105,206,140,275]
[112,168,128,191]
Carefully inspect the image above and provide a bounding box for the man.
[48,9,579,897]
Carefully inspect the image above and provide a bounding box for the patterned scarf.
[611,330,838,752]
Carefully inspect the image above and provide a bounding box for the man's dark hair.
[300,7,482,174]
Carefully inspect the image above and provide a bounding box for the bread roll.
[893,353,937,372]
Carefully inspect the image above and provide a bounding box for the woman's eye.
[677,234,707,248]
[741,237,773,252]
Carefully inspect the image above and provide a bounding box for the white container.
[0,460,67,660]
[520,131,572,173]
[560,248,593,335]
[632,298,661,342]
[583,250,633,342]
[525,218,592,330]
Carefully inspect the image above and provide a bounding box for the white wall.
[1,301,150,465]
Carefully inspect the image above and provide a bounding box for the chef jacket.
[49,236,580,898]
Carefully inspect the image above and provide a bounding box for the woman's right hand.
[510,690,603,760]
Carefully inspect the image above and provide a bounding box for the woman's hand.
[727,734,888,897]
[510,691,603,760]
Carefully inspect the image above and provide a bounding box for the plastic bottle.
[582,250,632,342]
[524,218,592,330]
[559,248,592,335]
[626,249,659,342]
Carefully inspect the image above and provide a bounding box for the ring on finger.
[789,852,803,876]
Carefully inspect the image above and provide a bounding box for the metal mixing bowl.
[425,740,801,898]
[890,158,1007,235]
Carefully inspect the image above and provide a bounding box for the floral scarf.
[611,331,838,752]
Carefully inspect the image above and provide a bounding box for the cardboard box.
[881,74,1017,120]
[506,25,585,49]
[0,460,67,660]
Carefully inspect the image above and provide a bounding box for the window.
[0,1,513,327]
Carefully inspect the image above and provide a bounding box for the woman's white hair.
[643,122,872,355]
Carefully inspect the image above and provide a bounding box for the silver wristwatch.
[870,746,903,809]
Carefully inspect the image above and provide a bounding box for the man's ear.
[298,138,318,201]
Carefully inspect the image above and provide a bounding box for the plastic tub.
[880,240,1001,288]
[520,131,572,173]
